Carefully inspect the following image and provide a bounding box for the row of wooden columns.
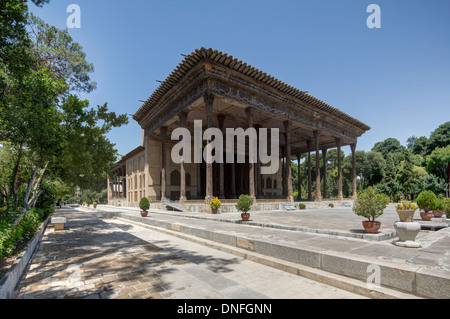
[109,174,126,199]
[157,93,358,203]
[293,138,358,201]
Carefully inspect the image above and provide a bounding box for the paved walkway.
[98,204,450,272]
[13,207,365,299]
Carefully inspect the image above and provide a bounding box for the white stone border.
[0,214,52,299]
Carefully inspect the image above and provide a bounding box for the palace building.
[108,48,370,212]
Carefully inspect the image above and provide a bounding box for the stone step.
[87,209,449,299]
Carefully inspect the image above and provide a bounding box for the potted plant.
[432,198,445,218]
[210,197,221,214]
[352,187,389,234]
[93,201,98,209]
[329,203,334,208]
[395,201,419,222]
[236,194,254,221]
[139,197,150,217]
[416,190,437,221]
[393,201,422,248]
[299,203,306,210]
[86,198,91,207]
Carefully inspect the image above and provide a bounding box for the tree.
[427,122,450,154]
[426,146,450,197]
[396,151,420,200]
[372,138,406,158]
[407,136,428,158]
[27,14,97,93]
[379,153,396,199]
[364,151,386,186]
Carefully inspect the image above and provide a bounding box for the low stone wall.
[95,210,449,299]
[107,199,354,213]
[0,215,52,299]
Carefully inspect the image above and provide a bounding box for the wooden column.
[204,93,214,203]
[336,138,343,200]
[255,124,262,198]
[297,153,302,201]
[351,142,357,198]
[281,145,286,197]
[197,163,201,199]
[307,140,312,201]
[179,112,188,203]
[246,108,255,199]
[160,126,167,201]
[217,114,226,199]
[313,131,322,202]
[284,121,293,203]
[231,156,236,198]
[322,148,327,199]
[239,163,244,195]
[107,175,113,200]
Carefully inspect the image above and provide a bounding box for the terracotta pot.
[396,210,416,222]
[420,211,433,221]
[241,213,250,221]
[211,209,218,214]
[141,211,148,217]
[432,210,444,218]
[362,221,381,234]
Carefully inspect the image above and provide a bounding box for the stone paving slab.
[94,205,450,298]
[13,207,365,299]
[101,204,448,241]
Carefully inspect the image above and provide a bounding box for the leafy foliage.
[139,197,150,211]
[352,187,389,222]
[210,197,221,210]
[236,194,254,214]
[416,190,438,212]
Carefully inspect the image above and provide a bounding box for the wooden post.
[314,131,322,202]
[297,153,301,201]
[307,140,312,201]
[284,121,293,203]
[217,114,226,199]
[246,108,255,200]
[336,138,343,200]
[204,93,214,204]
[322,148,327,199]
[351,143,357,198]
[160,126,167,201]
[179,112,188,203]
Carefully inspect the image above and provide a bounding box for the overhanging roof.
[133,47,371,132]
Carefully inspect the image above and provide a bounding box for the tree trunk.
[27,160,50,208]
[10,143,23,207]
[14,156,45,226]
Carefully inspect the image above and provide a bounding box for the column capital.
[246,107,254,119]
[283,120,292,132]
[203,92,215,107]
[179,111,188,127]
[160,126,167,137]
[217,114,226,129]
[350,142,357,153]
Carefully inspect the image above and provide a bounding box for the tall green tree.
[427,122,450,154]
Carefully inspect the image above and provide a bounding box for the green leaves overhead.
[27,13,97,93]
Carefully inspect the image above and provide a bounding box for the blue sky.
[29,0,450,157]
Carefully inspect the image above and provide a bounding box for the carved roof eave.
[134,48,371,144]
[134,48,370,132]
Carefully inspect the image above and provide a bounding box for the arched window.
[186,173,191,187]
[266,177,272,189]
